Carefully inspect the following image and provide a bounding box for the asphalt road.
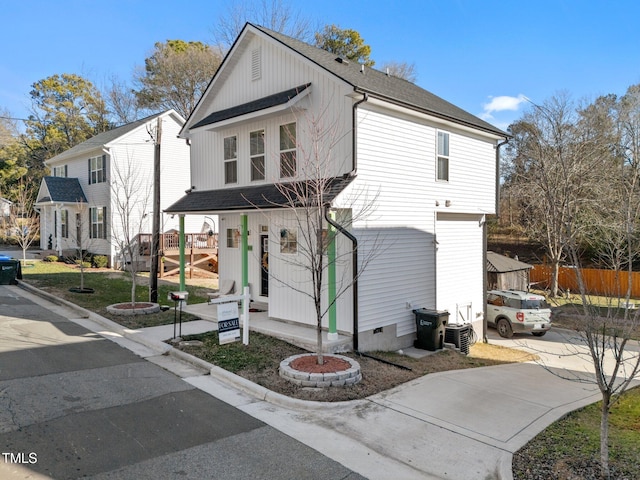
[0,285,365,480]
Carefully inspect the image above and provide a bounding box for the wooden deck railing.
[135,233,219,278]
[136,233,219,253]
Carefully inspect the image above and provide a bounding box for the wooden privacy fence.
[530,265,640,298]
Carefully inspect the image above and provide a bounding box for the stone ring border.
[279,353,362,387]
[106,302,161,316]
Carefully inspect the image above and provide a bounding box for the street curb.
[16,280,364,412]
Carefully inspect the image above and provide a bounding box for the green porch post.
[327,211,338,340]
[179,214,186,292]
[241,214,248,288]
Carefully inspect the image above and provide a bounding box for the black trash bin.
[0,255,22,285]
[413,309,449,351]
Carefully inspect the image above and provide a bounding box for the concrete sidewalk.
[12,283,613,480]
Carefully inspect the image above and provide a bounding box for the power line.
[0,115,29,122]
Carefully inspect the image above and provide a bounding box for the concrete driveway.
[4,280,637,480]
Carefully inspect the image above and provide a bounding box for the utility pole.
[149,117,162,303]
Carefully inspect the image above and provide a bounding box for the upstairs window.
[250,130,265,181]
[53,165,67,177]
[437,131,449,181]
[224,136,238,184]
[89,155,106,184]
[279,123,296,178]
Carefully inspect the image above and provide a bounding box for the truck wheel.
[497,318,513,338]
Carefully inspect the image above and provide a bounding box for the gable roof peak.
[249,23,507,137]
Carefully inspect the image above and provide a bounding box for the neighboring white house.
[36,110,206,267]
[166,24,508,351]
[0,197,11,219]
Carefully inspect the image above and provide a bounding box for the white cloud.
[480,94,529,120]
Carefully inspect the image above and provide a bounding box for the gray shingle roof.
[251,24,506,137]
[193,83,311,129]
[487,251,532,273]
[38,177,88,204]
[165,175,353,213]
[46,111,171,163]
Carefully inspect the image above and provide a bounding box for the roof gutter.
[324,90,368,351]
[324,204,359,351]
[351,91,368,174]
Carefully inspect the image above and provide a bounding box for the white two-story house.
[36,110,205,267]
[166,24,508,352]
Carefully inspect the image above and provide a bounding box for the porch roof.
[192,83,311,129]
[165,175,354,214]
[36,177,88,204]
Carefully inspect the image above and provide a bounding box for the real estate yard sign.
[217,302,241,345]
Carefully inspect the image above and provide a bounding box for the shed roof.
[486,251,532,273]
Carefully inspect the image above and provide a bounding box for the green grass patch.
[21,260,213,329]
[513,386,640,479]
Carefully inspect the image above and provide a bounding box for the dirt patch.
[177,331,537,403]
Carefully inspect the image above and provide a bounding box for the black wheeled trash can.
[0,255,22,285]
[413,309,449,351]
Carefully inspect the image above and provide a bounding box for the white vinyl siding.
[188,33,353,191]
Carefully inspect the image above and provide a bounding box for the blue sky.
[2,0,640,131]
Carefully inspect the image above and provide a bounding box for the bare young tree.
[506,93,605,296]
[8,177,39,262]
[526,88,640,479]
[258,107,379,364]
[110,153,152,306]
[69,200,96,293]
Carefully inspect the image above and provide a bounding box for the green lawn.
[513,386,640,479]
[21,260,212,328]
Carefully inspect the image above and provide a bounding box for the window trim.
[89,206,107,239]
[53,165,67,178]
[224,135,238,184]
[250,129,265,181]
[88,155,107,184]
[226,228,240,248]
[279,227,298,254]
[279,122,296,178]
[437,130,450,182]
[60,209,68,238]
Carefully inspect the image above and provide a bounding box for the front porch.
[177,301,353,353]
